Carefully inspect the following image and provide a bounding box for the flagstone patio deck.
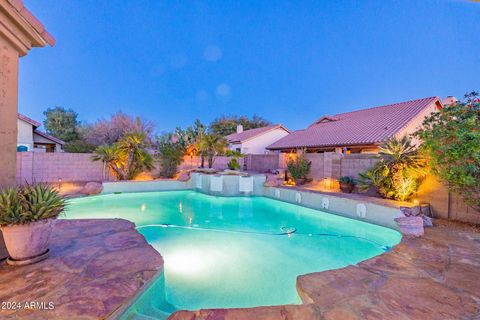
[169,220,480,320]
[0,219,163,320]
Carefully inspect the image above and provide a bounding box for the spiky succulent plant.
[0,184,66,226]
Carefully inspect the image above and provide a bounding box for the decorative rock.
[264,175,282,187]
[395,216,424,237]
[400,206,422,217]
[400,205,433,227]
[177,171,191,182]
[422,215,433,227]
[81,182,103,195]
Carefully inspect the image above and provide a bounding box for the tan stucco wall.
[0,35,19,186]
[17,118,34,150]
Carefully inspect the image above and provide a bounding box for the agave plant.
[0,184,66,226]
[358,137,426,202]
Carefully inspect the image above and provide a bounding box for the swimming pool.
[66,190,401,319]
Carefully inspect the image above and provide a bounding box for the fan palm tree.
[117,132,155,180]
[92,132,154,180]
[197,133,228,168]
[92,144,123,180]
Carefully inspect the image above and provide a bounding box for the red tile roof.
[226,124,289,143]
[34,129,65,145]
[267,96,441,150]
[18,113,41,127]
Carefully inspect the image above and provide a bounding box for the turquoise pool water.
[66,190,401,319]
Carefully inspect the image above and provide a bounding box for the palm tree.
[358,136,426,201]
[91,144,123,180]
[92,132,154,180]
[198,133,228,168]
[117,132,155,180]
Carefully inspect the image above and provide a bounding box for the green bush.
[415,93,480,210]
[339,176,356,185]
[358,137,426,202]
[287,154,311,182]
[0,184,66,226]
[227,158,241,170]
[157,137,186,178]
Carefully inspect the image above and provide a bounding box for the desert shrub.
[358,137,426,202]
[339,176,356,185]
[227,158,241,170]
[415,92,480,210]
[287,154,312,181]
[157,137,186,178]
[0,184,66,225]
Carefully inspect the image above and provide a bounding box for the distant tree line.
[42,106,271,179]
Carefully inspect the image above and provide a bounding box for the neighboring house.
[267,96,443,154]
[17,113,64,152]
[226,124,290,154]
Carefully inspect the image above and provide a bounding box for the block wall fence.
[15,151,479,224]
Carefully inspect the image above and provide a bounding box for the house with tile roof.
[226,124,289,154]
[267,96,443,154]
[17,113,65,152]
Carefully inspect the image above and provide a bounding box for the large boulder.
[395,216,424,237]
[264,174,283,187]
[82,182,103,195]
[177,171,191,182]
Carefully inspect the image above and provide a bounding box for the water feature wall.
[189,173,266,197]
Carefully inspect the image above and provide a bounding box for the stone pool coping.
[0,219,163,320]
[168,220,480,320]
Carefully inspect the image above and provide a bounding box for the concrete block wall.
[16,152,109,183]
[245,154,279,172]
[178,156,245,171]
[340,154,381,178]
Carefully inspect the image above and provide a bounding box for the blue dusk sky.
[20,0,479,133]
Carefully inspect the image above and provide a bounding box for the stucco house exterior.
[226,124,289,154]
[17,113,64,152]
[0,0,54,186]
[267,96,443,154]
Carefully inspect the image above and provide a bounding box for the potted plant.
[286,154,312,185]
[0,183,66,265]
[339,176,356,193]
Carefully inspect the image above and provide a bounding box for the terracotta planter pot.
[0,218,55,261]
[340,182,354,193]
[295,178,306,185]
